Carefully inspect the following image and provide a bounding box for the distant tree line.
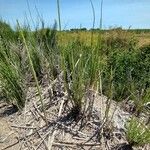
[66,27,150,34]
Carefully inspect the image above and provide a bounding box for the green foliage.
[101,29,149,103]
[61,40,86,110]
[0,20,149,119]
[126,117,150,146]
[102,41,137,100]
[0,39,26,109]
[20,28,48,123]
[0,20,15,41]
[29,42,43,80]
[34,22,58,80]
[129,45,150,114]
[136,45,150,90]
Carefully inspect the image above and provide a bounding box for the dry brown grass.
[57,31,150,48]
[137,33,150,47]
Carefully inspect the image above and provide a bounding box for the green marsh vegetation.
[0,0,150,147]
[126,117,150,147]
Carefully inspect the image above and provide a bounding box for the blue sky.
[0,0,150,29]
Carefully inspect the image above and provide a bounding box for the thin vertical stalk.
[99,71,103,95]
[90,0,95,46]
[97,0,104,46]
[26,0,35,28]
[57,0,61,31]
[104,67,114,122]
[100,0,103,29]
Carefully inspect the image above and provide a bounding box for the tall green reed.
[89,0,95,46]
[57,0,61,31]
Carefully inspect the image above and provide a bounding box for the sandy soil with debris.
[0,84,149,150]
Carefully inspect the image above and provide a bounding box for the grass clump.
[33,22,59,82]
[61,38,102,117]
[61,40,87,115]
[0,39,26,109]
[126,117,150,147]
[0,20,16,42]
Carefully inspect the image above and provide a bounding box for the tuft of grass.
[61,40,86,115]
[0,39,26,109]
[34,21,59,82]
[60,38,103,118]
[19,26,48,124]
[126,117,150,147]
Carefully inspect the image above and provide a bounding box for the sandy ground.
[0,88,149,150]
[0,103,20,150]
